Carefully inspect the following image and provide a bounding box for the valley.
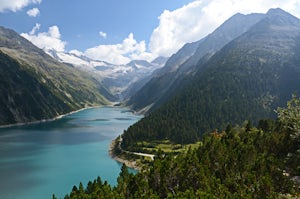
[0,6,299,199]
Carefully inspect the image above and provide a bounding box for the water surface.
[0,107,141,199]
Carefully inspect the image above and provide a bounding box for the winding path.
[118,137,155,160]
[132,152,155,160]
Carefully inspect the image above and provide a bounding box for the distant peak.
[267,8,290,16]
[265,7,300,26]
[126,59,153,68]
[127,60,149,65]
[231,12,244,17]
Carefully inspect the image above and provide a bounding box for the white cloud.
[99,31,107,39]
[29,23,40,34]
[78,0,300,64]
[84,33,153,65]
[21,24,67,52]
[148,0,300,57]
[15,0,300,65]
[0,0,42,12]
[27,7,39,17]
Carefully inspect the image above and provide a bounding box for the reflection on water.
[92,118,110,122]
[0,107,141,199]
[114,118,133,121]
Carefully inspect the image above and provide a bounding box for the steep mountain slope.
[151,56,169,66]
[122,8,300,146]
[125,39,202,113]
[0,26,110,125]
[126,12,264,113]
[0,51,67,124]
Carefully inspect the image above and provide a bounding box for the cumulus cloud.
[27,7,39,17]
[84,33,153,65]
[21,24,67,52]
[149,0,300,57]
[0,0,42,12]
[99,31,107,39]
[76,0,300,64]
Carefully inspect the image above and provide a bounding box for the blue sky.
[1,0,300,64]
[1,0,194,50]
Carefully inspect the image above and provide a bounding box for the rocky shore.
[109,138,142,171]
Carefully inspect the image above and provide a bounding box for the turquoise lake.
[0,107,141,199]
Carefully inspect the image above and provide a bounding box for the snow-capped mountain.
[47,50,167,100]
[127,60,154,69]
[47,49,111,71]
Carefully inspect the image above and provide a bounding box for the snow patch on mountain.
[47,50,168,99]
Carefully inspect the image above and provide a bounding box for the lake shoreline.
[0,104,142,168]
[0,106,97,129]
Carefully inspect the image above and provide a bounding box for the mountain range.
[1,7,299,138]
[121,8,300,146]
[48,50,168,100]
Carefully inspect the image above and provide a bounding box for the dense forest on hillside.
[121,50,300,147]
[58,96,300,198]
[126,12,265,114]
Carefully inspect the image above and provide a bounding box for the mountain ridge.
[126,12,265,113]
